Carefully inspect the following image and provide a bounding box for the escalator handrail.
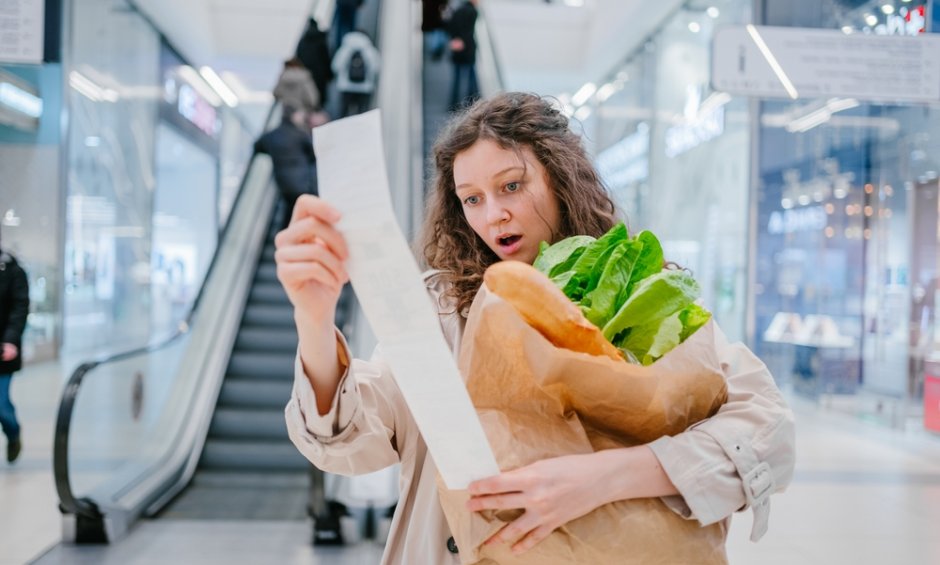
[476,2,506,92]
[54,102,281,521]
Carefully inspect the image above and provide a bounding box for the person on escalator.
[295,18,335,107]
[445,0,480,111]
[0,227,29,464]
[273,58,321,115]
[254,107,324,230]
[332,30,381,118]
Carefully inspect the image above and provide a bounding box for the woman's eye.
[464,195,480,205]
[505,182,520,192]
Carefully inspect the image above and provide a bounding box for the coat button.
[446,536,459,553]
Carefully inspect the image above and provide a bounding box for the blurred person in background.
[296,18,334,107]
[422,0,449,61]
[254,107,320,230]
[333,0,365,53]
[332,30,381,117]
[446,0,480,111]
[274,58,321,114]
[0,227,28,464]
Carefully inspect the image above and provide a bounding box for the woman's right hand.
[274,195,350,326]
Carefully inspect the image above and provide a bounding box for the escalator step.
[235,327,298,353]
[262,245,276,262]
[209,408,290,440]
[242,304,295,327]
[228,351,295,380]
[201,439,310,472]
[255,263,278,283]
[218,378,293,409]
[249,283,291,305]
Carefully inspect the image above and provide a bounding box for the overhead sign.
[0,0,45,64]
[712,25,940,103]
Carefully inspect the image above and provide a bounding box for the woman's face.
[453,139,562,264]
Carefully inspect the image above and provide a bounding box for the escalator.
[159,213,352,521]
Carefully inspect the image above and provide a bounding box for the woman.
[278,92,795,563]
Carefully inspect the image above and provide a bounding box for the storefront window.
[591,0,752,343]
[754,0,938,426]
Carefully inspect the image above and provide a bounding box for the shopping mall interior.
[2,0,940,563]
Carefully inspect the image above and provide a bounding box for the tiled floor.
[4,357,940,565]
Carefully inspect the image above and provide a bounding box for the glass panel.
[64,0,161,355]
[592,0,752,343]
[151,123,219,335]
[67,335,191,497]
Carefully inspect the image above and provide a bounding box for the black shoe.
[7,437,21,463]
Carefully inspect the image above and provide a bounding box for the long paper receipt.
[313,110,500,489]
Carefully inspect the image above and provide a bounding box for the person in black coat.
[0,231,29,464]
[296,18,335,106]
[446,0,480,110]
[254,107,320,230]
[422,0,449,60]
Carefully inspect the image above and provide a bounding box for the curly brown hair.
[420,92,620,314]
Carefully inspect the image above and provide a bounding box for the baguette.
[484,261,623,362]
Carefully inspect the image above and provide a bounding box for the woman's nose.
[486,202,510,225]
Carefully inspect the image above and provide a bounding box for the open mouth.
[497,234,522,247]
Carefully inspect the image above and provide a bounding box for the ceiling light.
[746,25,798,99]
[706,7,720,18]
[573,105,592,121]
[865,13,879,26]
[881,4,895,14]
[595,83,618,102]
[841,26,853,34]
[0,81,42,117]
[688,21,701,33]
[69,71,119,103]
[199,66,238,107]
[177,66,222,106]
[571,82,597,106]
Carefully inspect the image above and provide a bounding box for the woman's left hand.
[466,453,606,554]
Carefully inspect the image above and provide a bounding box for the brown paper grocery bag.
[438,284,729,564]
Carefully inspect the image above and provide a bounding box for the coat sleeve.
[646,323,796,542]
[285,330,404,476]
[3,266,29,346]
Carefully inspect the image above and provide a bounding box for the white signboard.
[0,0,44,64]
[713,25,940,103]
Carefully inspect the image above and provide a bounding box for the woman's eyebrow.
[456,166,525,190]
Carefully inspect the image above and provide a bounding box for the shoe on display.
[7,437,21,463]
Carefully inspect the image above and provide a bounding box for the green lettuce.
[533,223,711,365]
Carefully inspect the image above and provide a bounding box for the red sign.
[925,366,940,433]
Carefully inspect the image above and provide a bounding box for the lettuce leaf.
[581,239,642,327]
[560,223,628,301]
[602,270,700,342]
[533,235,595,277]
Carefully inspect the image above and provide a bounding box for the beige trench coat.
[285,272,796,565]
